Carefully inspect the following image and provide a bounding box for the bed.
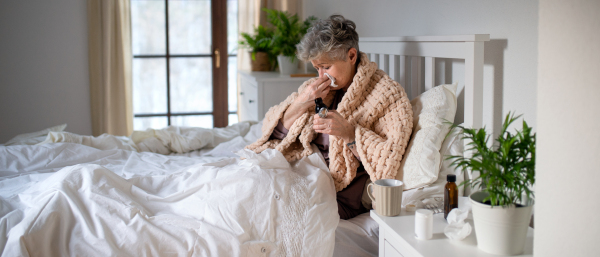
[0,34,488,257]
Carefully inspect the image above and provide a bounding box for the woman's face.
[311,48,358,90]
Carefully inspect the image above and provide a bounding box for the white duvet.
[0,128,339,256]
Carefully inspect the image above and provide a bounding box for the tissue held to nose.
[324,73,338,88]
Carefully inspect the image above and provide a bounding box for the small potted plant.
[447,112,535,255]
[264,9,316,75]
[239,25,275,71]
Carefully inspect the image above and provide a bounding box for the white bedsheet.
[333,213,379,257]
[0,140,338,256]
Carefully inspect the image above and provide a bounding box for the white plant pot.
[470,191,533,255]
[277,55,297,75]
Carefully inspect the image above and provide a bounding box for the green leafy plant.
[264,8,317,60]
[447,112,536,207]
[238,25,275,61]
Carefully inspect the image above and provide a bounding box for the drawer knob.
[249,100,255,103]
[240,92,244,95]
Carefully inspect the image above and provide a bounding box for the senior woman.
[246,15,413,219]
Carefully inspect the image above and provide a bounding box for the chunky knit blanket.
[246,53,413,191]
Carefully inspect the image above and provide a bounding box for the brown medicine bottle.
[444,174,458,219]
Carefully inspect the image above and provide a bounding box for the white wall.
[0,0,91,143]
[303,0,538,135]
[535,0,600,256]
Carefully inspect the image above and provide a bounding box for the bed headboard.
[358,34,490,129]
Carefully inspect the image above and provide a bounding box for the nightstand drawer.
[239,79,258,121]
[384,240,404,257]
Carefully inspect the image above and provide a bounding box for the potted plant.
[447,112,535,255]
[264,9,316,75]
[239,25,275,71]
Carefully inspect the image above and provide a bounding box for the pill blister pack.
[425,197,444,214]
[425,203,443,214]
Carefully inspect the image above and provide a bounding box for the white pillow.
[400,126,465,205]
[397,83,458,190]
[438,125,465,196]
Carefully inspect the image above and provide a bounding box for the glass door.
[131,0,237,130]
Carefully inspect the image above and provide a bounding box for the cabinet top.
[238,70,314,82]
[370,197,534,257]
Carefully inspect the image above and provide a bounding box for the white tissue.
[324,73,338,87]
[443,200,472,241]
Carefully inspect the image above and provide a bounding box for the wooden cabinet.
[238,71,310,122]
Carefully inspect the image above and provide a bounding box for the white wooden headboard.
[359,34,490,129]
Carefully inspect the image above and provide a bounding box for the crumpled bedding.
[130,121,256,154]
[1,118,464,257]
[7,121,256,155]
[3,124,67,146]
[0,141,339,256]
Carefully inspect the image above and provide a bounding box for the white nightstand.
[372,198,534,257]
[238,71,311,122]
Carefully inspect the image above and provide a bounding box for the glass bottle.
[444,174,458,219]
[315,98,328,118]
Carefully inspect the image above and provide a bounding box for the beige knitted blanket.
[246,53,413,191]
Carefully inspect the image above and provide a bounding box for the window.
[131,0,238,130]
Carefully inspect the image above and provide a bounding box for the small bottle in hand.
[315,98,328,118]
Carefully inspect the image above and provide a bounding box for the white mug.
[367,179,404,216]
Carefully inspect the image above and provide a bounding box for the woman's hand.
[294,76,332,107]
[281,76,331,130]
[313,110,355,143]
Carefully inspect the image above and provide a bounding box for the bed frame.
[359,34,490,195]
[359,34,490,130]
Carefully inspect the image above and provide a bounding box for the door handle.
[215,49,220,68]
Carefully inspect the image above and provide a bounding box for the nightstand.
[371,198,534,257]
[238,71,311,122]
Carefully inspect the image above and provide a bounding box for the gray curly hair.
[296,15,360,62]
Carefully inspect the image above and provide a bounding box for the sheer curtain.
[87,0,133,136]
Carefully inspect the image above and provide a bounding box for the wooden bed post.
[424,57,436,91]
[464,41,485,130]
[463,40,485,196]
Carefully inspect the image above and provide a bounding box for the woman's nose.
[318,70,325,78]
